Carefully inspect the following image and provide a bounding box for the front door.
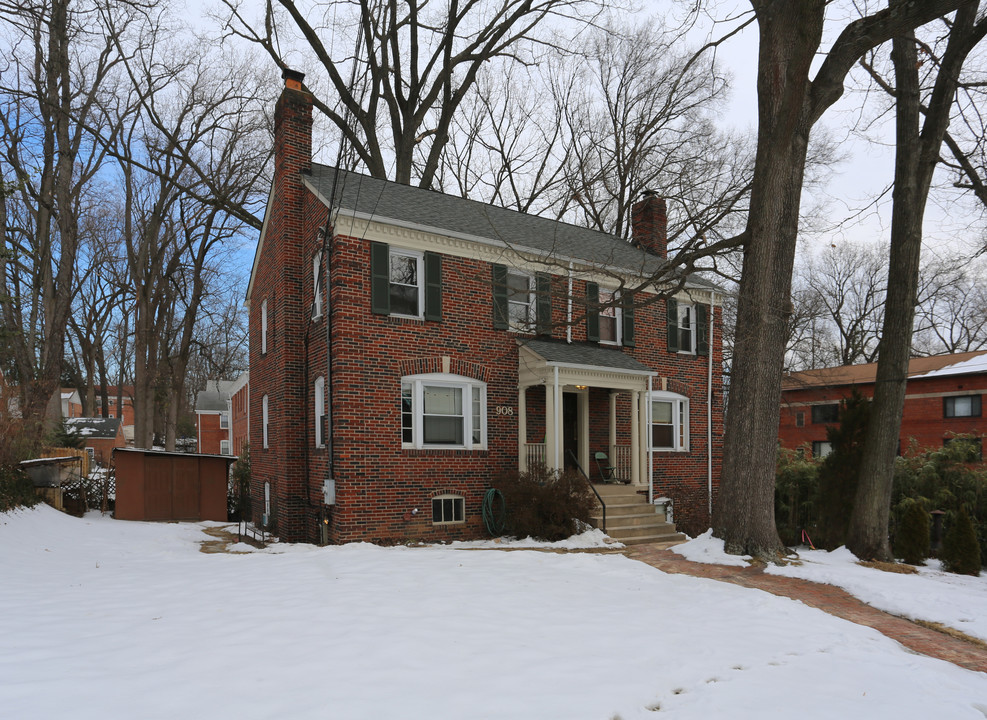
[562,392,578,468]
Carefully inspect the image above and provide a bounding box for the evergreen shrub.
[774,446,819,546]
[894,499,929,565]
[228,443,251,521]
[815,391,870,550]
[940,508,982,576]
[491,465,596,541]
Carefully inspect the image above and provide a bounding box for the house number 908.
[495,406,514,416]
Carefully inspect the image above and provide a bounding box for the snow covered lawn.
[2,506,986,720]
[675,531,987,642]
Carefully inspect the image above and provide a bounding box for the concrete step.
[619,532,688,546]
[606,522,681,540]
[592,511,668,527]
[601,502,661,518]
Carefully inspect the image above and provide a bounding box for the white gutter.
[707,292,716,518]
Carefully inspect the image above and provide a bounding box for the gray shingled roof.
[65,417,121,439]
[196,389,229,413]
[304,164,716,289]
[522,339,655,374]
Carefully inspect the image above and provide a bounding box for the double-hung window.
[401,374,486,450]
[371,242,442,320]
[599,289,621,345]
[261,299,268,354]
[666,297,707,355]
[220,412,229,429]
[650,391,689,451]
[811,404,839,424]
[507,272,535,332]
[313,250,324,319]
[262,394,270,449]
[944,395,981,418]
[388,249,423,317]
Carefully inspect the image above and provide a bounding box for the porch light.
[575,385,588,390]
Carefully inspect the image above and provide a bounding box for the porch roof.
[519,340,655,391]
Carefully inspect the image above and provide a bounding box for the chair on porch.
[594,452,624,484]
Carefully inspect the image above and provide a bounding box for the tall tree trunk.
[848,1,984,560]
[714,0,964,559]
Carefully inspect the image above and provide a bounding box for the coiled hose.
[482,488,507,536]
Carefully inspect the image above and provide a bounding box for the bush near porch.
[492,465,596,541]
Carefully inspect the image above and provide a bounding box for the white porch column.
[518,386,527,471]
[545,382,558,472]
[630,390,640,485]
[608,392,617,457]
[578,391,590,474]
[638,388,650,487]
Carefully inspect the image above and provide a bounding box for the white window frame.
[650,391,689,452]
[313,250,324,319]
[314,376,325,448]
[507,271,534,333]
[677,303,696,354]
[262,394,270,449]
[220,412,229,429]
[432,494,466,525]
[812,440,833,458]
[261,298,268,354]
[599,288,622,346]
[389,248,424,319]
[220,439,231,455]
[400,373,486,450]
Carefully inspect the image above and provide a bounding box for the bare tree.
[913,256,987,354]
[217,0,615,187]
[848,1,987,560]
[0,0,126,439]
[713,0,964,560]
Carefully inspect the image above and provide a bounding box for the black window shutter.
[585,282,600,342]
[424,251,442,321]
[536,273,552,336]
[697,303,709,356]
[622,294,635,348]
[975,395,983,417]
[370,242,390,315]
[492,264,508,330]
[666,297,679,353]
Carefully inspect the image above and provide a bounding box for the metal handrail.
[565,449,606,534]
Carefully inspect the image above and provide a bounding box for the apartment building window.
[811,404,839,424]
[944,395,982,418]
[401,374,486,450]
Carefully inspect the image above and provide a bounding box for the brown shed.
[114,448,233,522]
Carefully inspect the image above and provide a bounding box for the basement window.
[432,494,465,525]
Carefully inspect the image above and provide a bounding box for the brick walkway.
[627,544,987,674]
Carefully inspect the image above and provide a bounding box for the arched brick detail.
[428,488,467,499]
[397,357,490,383]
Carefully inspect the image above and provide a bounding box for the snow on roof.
[915,352,987,379]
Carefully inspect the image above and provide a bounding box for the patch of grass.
[913,619,987,649]
[857,560,918,574]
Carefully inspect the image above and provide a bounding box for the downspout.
[566,262,573,343]
[707,291,716,519]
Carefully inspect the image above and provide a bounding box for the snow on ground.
[674,532,987,643]
[2,506,987,720]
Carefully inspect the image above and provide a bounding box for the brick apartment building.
[779,351,987,457]
[246,70,725,544]
[229,371,249,459]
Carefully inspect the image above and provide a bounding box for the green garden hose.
[482,488,507,536]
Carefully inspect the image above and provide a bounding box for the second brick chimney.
[631,190,668,258]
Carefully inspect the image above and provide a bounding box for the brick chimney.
[275,68,313,182]
[631,190,668,258]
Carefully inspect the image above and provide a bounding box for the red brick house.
[229,371,249,459]
[780,351,987,458]
[195,380,234,455]
[246,70,725,544]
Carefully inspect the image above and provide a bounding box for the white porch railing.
[524,443,546,470]
[611,444,632,481]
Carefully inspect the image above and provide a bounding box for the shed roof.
[65,417,122,439]
[195,389,229,413]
